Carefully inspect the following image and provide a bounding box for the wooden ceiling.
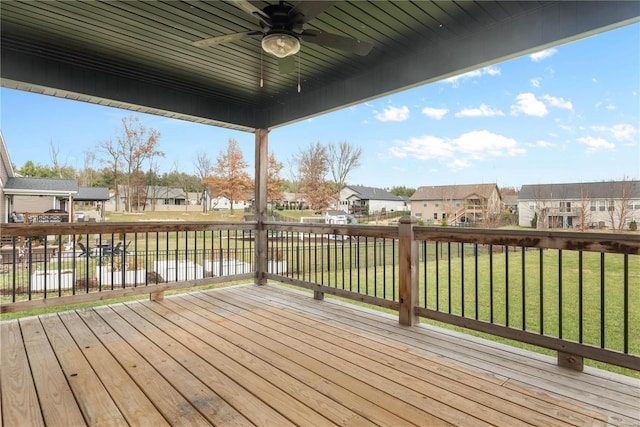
[1,1,638,131]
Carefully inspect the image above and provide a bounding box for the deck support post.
[150,291,164,301]
[254,128,269,285]
[558,351,584,371]
[398,216,419,326]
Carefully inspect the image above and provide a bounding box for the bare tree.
[295,142,331,212]
[99,138,122,211]
[328,141,362,193]
[575,183,592,231]
[203,139,252,213]
[194,152,213,212]
[608,178,632,231]
[118,116,163,212]
[78,151,96,187]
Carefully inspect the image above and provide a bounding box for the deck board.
[247,284,638,426]
[2,283,638,427]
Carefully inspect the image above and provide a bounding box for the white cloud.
[592,123,638,143]
[542,94,573,110]
[592,77,598,84]
[530,48,558,62]
[422,107,448,120]
[447,159,471,172]
[528,140,555,148]
[389,130,524,171]
[511,93,548,117]
[455,104,504,118]
[375,105,410,122]
[442,66,501,87]
[530,78,541,88]
[454,130,525,158]
[389,135,453,160]
[606,104,617,111]
[577,136,615,152]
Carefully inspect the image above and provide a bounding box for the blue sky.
[1,22,638,190]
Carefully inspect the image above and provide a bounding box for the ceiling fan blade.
[192,31,262,48]
[289,1,336,25]
[301,30,373,56]
[278,56,296,74]
[229,0,272,27]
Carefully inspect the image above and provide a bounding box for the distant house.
[281,192,307,210]
[518,181,640,230]
[107,185,189,211]
[338,185,406,215]
[410,183,502,225]
[3,177,77,218]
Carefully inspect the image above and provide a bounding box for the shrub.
[531,212,538,228]
[630,220,637,231]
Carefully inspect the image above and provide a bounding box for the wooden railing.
[2,219,638,372]
[1,221,256,312]
[263,220,640,372]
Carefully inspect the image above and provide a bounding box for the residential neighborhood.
[2,128,638,231]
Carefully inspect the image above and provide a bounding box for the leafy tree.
[203,138,252,212]
[390,186,416,198]
[16,161,76,179]
[267,152,284,206]
[295,142,332,212]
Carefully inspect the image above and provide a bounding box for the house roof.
[3,177,78,195]
[345,186,404,202]
[411,184,499,201]
[0,131,14,179]
[518,181,640,200]
[72,186,110,201]
[2,1,637,131]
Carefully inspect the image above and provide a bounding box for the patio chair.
[77,242,93,258]
[105,242,122,257]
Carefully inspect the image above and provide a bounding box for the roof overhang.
[2,1,638,131]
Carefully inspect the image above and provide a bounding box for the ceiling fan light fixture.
[262,32,300,58]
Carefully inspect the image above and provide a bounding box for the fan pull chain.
[260,49,264,88]
[297,52,301,93]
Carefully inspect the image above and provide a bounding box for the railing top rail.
[265,221,400,239]
[414,226,640,254]
[1,221,257,238]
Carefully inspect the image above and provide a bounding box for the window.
[442,213,447,219]
[423,202,428,207]
[455,202,460,207]
[433,213,438,220]
[435,202,439,207]
[599,200,605,211]
[590,201,596,212]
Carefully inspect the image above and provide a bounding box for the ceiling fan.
[192,0,374,74]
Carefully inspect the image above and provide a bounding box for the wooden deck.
[2,284,638,427]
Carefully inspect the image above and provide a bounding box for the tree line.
[14,116,415,213]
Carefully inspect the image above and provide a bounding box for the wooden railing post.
[399,216,418,326]
[254,128,269,285]
[558,352,584,371]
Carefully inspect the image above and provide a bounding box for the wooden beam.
[254,129,269,285]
